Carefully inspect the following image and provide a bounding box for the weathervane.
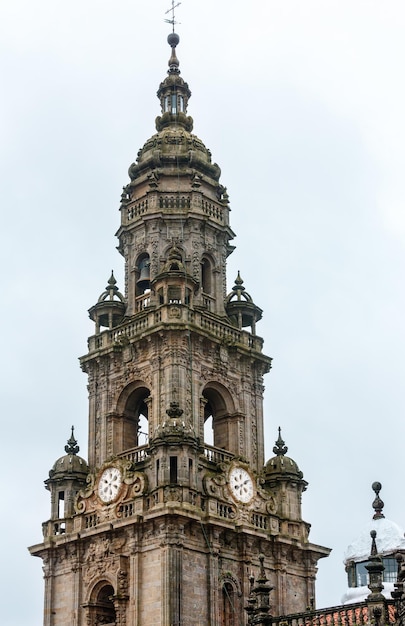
[165,0,181,32]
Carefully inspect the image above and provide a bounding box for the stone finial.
[366,530,385,600]
[244,554,273,625]
[64,426,79,456]
[273,427,288,457]
[372,482,385,520]
[107,271,117,287]
[167,32,180,74]
[370,529,378,556]
[234,271,245,289]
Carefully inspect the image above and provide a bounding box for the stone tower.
[29,33,330,626]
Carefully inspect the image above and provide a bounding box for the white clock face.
[98,467,122,503]
[229,467,254,503]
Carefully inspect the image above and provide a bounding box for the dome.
[344,517,405,563]
[264,455,303,479]
[344,482,405,563]
[48,427,89,481]
[342,482,405,605]
[50,453,89,480]
[128,126,220,183]
[263,428,304,481]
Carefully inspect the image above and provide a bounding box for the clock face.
[229,467,254,504]
[98,467,122,503]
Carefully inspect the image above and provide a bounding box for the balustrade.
[203,444,234,465]
[272,601,396,626]
[117,445,149,465]
[87,305,264,354]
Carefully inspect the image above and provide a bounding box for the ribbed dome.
[128,126,221,183]
[263,428,304,481]
[48,427,89,481]
[264,454,303,480]
[49,453,88,479]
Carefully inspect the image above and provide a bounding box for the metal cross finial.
[165,1,181,32]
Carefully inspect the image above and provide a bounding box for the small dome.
[50,453,89,480]
[48,427,89,481]
[342,483,405,605]
[344,517,405,563]
[344,482,405,563]
[263,428,304,481]
[264,454,303,479]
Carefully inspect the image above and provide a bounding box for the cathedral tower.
[30,32,330,626]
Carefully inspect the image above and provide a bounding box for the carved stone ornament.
[76,462,147,516]
[203,472,226,498]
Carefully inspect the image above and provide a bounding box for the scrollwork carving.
[203,472,226,497]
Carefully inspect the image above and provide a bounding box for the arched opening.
[92,583,116,625]
[202,384,236,453]
[221,582,236,626]
[201,258,212,294]
[135,253,151,298]
[122,386,150,450]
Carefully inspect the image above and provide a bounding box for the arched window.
[222,582,236,626]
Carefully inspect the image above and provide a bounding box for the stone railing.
[272,600,396,626]
[202,444,235,465]
[117,445,149,465]
[124,191,228,227]
[86,306,264,355]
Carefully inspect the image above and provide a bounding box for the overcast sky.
[1,1,405,624]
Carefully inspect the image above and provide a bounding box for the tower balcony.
[84,303,265,358]
[121,190,230,229]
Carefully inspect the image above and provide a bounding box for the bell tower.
[29,32,330,626]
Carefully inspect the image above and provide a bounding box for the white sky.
[1,1,405,624]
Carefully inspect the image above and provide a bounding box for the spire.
[156,32,193,131]
[372,481,385,520]
[64,426,79,455]
[273,426,288,456]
